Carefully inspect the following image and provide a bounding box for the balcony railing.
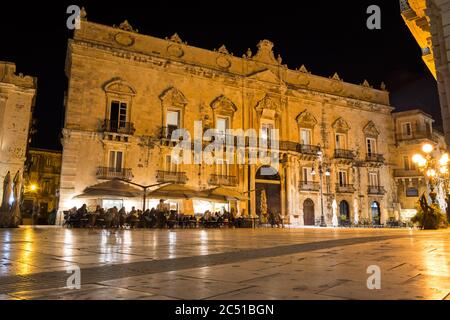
[366,153,385,163]
[334,149,355,160]
[393,169,421,177]
[96,167,133,181]
[335,183,355,193]
[299,181,320,192]
[102,120,135,135]
[395,130,436,142]
[208,174,237,186]
[368,186,386,195]
[156,170,187,184]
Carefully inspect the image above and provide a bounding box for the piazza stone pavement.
[0,226,450,300]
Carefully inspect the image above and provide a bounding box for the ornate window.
[296,110,317,145]
[103,78,136,133]
[332,117,350,150]
[159,87,188,138]
[363,121,380,155]
[210,95,236,139]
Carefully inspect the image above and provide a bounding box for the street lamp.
[412,143,449,204]
[311,149,330,227]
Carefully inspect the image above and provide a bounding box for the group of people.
[64,199,196,229]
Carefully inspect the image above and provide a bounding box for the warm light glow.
[439,153,449,166]
[426,169,436,177]
[412,154,425,166]
[422,143,433,154]
[311,169,316,176]
[325,169,331,176]
[30,184,37,191]
[440,166,448,174]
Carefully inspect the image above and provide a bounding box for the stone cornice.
[72,20,391,106]
[0,61,36,90]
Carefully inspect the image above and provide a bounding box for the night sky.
[0,0,439,150]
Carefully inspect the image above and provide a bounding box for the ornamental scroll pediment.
[363,121,379,137]
[332,117,350,133]
[210,95,237,116]
[296,110,318,129]
[255,94,282,119]
[159,87,188,107]
[252,40,278,65]
[104,78,136,96]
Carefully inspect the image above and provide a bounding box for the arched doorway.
[303,199,315,226]
[371,201,381,225]
[339,200,350,225]
[255,166,281,222]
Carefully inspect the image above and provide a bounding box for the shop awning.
[146,183,208,199]
[203,186,249,201]
[74,179,143,199]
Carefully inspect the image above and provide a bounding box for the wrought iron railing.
[156,170,187,184]
[335,183,355,193]
[96,167,133,181]
[208,174,237,186]
[334,149,355,159]
[367,186,386,195]
[366,153,385,163]
[299,181,320,191]
[102,120,135,135]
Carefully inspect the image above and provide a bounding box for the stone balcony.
[334,149,355,160]
[335,183,355,193]
[367,185,386,195]
[96,167,133,181]
[366,153,384,163]
[208,174,237,187]
[156,170,187,184]
[299,181,320,192]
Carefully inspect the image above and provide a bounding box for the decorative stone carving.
[363,121,380,137]
[167,44,184,58]
[330,72,341,81]
[217,45,229,54]
[332,117,350,133]
[255,94,281,117]
[114,20,138,33]
[361,79,371,87]
[159,87,188,107]
[298,65,309,73]
[167,33,183,44]
[104,78,136,95]
[380,82,387,91]
[296,110,318,129]
[114,32,135,47]
[210,95,237,116]
[252,40,278,64]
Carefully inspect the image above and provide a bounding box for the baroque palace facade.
[58,15,444,225]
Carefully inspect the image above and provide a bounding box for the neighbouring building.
[400,0,450,145]
[22,148,62,224]
[58,14,445,226]
[0,61,37,205]
[392,109,448,221]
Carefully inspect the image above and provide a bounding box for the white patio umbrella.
[332,199,338,227]
[353,198,359,225]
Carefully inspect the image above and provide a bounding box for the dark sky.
[0,0,439,150]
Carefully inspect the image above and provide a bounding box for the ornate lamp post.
[412,143,449,205]
[311,149,330,227]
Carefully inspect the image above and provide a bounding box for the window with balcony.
[109,100,128,131]
[109,151,123,173]
[335,133,347,150]
[338,170,348,186]
[166,110,180,138]
[103,79,136,135]
[366,138,377,155]
[165,154,178,172]
[401,122,412,138]
[300,128,312,145]
[369,172,379,186]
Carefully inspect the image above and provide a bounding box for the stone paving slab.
[1,227,450,299]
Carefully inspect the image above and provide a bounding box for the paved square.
[0,226,449,300]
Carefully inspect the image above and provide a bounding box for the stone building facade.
[0,61,37,202]
[58,17,403,226]
[22,148,62,224]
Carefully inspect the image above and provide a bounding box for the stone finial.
[253,40,278,64]
[362,79,371,87]
[298,64,308,73]
[80,7,87,20]
[246,48,252,58]
[380,81,387,91]
[217,45,229,54]
[331,72,341,81]
[115,20,138,33]
[277,54,282,64]
[168,33,183,44]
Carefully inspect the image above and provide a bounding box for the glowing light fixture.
[422,143,433,154]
